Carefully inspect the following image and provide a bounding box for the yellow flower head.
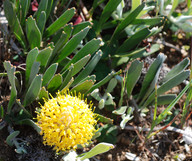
[36,91,97,152]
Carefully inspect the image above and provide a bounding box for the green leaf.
[111,3,145,42]
[34,0,48,21]
[38,87,49,100]
[36,47,52,72]
[138,53,166,103]
[72,21,92,35]
[71,54,91,76]
[61,65,74,89]
[56,27,90,63]
[42,63,58,86]
[15,119,41,133]
[46,0,54,19]
[20,0,31,26]
[79,143,114,160]
[88,70,119,94]
[0,105,4,119]
[23,75,42,107]
[26,16,42,49]
[126,60,143,98]
[113,106,127,115]
[64,38,102,70]
[161,57,190,83]
[168,0,179,16]
[37,11,46,34]
[98,0,122,31]
[120,107,134,129]
[116,27,150,54]
[70,80,94,94]
[132,17,164,26]
[44,8,75,37]
[130,44,160,59]
[28,62,40,86]
[155,94,177,105]
[50,32,67,64]
[60,77,74,92]
[132,0,142,11]
[96,114,113,124]
[3,61,17,114]
[47,74,63,93]
[72,50,103,86]
[106,78,117,93]
[25,48,39,84]
[96,124,118,144]
[63,23,73,40]
[79,75,96,84]
[155,81,190,125]
[4,0,27,48]
[143,70,190,107]
[6,131,20,146]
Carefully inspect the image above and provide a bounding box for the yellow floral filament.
[36,91,97,152]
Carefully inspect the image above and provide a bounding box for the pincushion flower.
[36,91,97,152]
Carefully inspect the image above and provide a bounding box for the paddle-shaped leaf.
[126,60,143,98]
[56,27,90,63]
[4,61,17,114]
[23,75,42,107]
[78,143,114,160]
[44,8,75,37]
[26,16,42,49]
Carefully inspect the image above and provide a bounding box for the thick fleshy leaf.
[88,70,121,94]
[70,54,91,76]
[116,27,150,54]
[161,57,190,83]
[126,60,143,98]
[155,94,177,105]
[23,75,42,107]
[26,16,42,49]
[42,63,58,86]
[25,48,39,84]
[111,3,145,42]
[37,11,46,34]
[72,50,103,86]
[132,17,164,26]
[70,80,94,94]
[60,77,74,92]
[137,53,166,103]
[34,0,48,21]
[72,21,92,35]
[4,0,27,48]
[98,0,121,27]
[50,32,67,64]
[6,131,20,146]
[28,62,40,86]
[113,106,127,115]
[56,27,90,63]
[38,87,49,100]
[15,119,41,133]
[61,65,74,89]
[142,70,190,107]
[44,8,75,37]
[155,82,190,125]
[79,143,114,160]
[3,61,17,113]
[47,74,63,93]
[20,0,31,26]
[36,47,52,72]
[64,38,102,70]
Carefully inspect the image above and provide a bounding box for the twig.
[155,39,182,53]
[122,125,192,139]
